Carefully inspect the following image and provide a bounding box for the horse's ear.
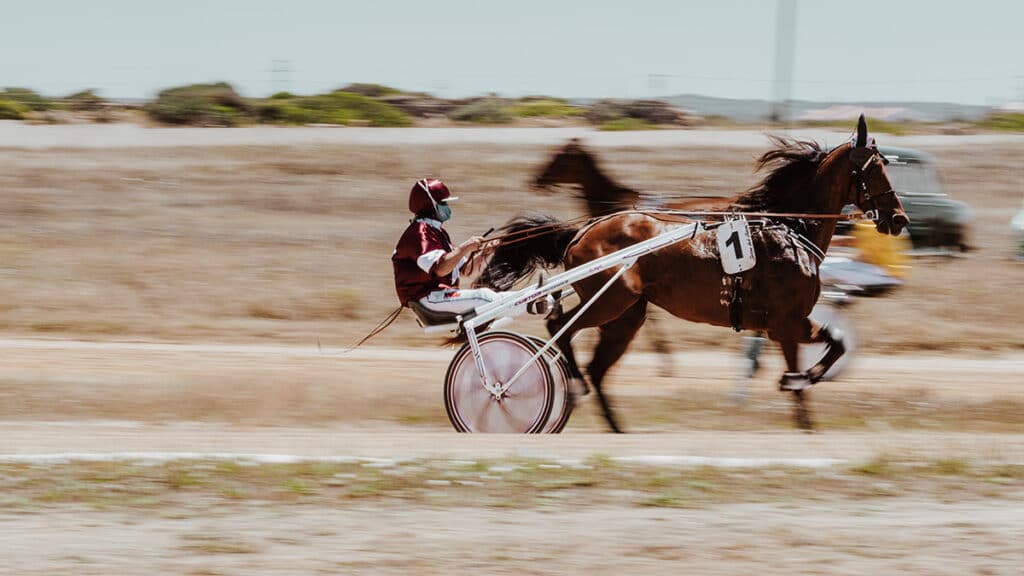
[856,114,867,148]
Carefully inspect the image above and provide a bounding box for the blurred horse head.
[532,138,640,215]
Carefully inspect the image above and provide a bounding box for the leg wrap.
[807,324,846,383]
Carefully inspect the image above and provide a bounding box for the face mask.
[435,203,452,222]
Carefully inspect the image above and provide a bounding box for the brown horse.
[480,116,908,431]
[532,137,736,217]
[531,137,739,377]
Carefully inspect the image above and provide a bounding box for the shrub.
[338,83,402,98]
[981,113,1024,132]
[0,99,29,120]
[64,89,106,111]
[0,88,54,111]
[258,91,411,126]
[586,99,688,126]
[599,117,658,131]
[509,98,584,118]
[145,82,250,126]
[449,99,514,123]
[256,100,314,124]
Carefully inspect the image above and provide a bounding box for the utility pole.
[770,0,797,124]
[271,59,292,96]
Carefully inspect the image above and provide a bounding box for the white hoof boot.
[779,372,812,392]
[568,377,590,403]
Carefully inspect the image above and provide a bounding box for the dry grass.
[1,141,1021,353]
[1,457,1020,512]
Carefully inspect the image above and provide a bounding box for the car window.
[886,163,942,195]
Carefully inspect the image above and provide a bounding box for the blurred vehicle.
[878,146,973,252]
[837,146,971,252]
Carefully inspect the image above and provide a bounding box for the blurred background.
[1,1,1022,574]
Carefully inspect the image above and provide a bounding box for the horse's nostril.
[893,213,909,228]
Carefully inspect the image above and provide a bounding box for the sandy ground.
[3,499,1022,576]
[2,341,1023,574]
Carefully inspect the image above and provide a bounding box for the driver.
[393,178,530,318]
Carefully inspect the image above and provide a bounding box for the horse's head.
[532,138,588,192]
[842,115,909,236]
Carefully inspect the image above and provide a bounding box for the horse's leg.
[646,311,674,377]
[587,299,649,433]
[731,330,767,406]
[547,311,588,397]
[803,318,846,384]
[770,324,815,431]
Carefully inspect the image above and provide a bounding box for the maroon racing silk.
[392,219,457,305]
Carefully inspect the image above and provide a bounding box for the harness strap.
[787,229,826,263]
[728,275,744,332]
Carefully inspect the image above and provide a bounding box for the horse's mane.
[732,136,829,212]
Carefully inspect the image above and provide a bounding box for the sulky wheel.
[444,331,554,433]
[526,335,572,433]
[798,303,857,381]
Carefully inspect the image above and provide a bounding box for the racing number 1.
[724,230,744,259]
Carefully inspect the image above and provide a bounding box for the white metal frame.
[458,221,702,397]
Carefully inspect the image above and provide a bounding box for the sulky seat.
[407,300,462,327]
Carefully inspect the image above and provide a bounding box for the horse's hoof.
[779,372,812,391]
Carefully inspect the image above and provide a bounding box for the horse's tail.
[476,212,580,291]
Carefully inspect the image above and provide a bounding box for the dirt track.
[1,340,1022,574]
[4,498,1022,576]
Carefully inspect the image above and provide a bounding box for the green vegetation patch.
[980,113,1024,132]
[600,117,659,131]
[256,91,411,126]
[508,98,584,118]
[449,98,515,124]
[0,87,54,111]
[64,89,107,112]
[0,456,1018,512]
[0,99,30,120]
[145,82,250,126]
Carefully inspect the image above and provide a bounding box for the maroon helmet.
[408,178,458,215]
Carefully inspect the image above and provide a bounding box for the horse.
[532,137,736,217]
[479,116,908,432]
[531,137,741,377]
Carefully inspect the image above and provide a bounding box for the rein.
[475,213,596,249]
[473,208,871,255]
[645,209,869,221]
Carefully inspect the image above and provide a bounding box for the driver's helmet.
[408,178,457,215]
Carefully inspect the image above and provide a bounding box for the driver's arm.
[434,236,484,276]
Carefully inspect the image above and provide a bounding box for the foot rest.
[423,322,460,336]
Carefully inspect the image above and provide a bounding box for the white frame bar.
[461,222,701,397]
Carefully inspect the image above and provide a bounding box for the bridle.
[848,145,897,222]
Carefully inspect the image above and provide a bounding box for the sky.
[3,0,1022,105]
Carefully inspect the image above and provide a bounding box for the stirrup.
[779,371,812,392]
